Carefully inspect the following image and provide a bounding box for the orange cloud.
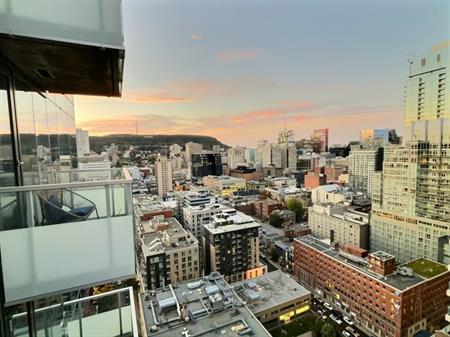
[215,50,261,62]
[191,33,202,40]
[124,91,193,104]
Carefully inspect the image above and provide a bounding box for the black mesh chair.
[0,198,20,230]
[37,189,99,225]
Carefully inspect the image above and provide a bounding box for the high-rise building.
[256,140,269,169]
[308,203,370,249]
[405,42,449,127]
[311,128,329,152]
[137,216,200,290]
[294,236,450,337]
[76,128,90,157]
[348,144,384,197]
[227,146,246,169]
[183,203,231,242]
[156,156,173,197]
[202,209,267,282]
[370,44,450,264]
[191,152,222,179]
[185,142,203,162]
[244,148,256,166]
[0,2,139,336]
[359,128,390,144]
[174,187,217,222]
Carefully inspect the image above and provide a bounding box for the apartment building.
[254,199,283,220]
[156,156,173,197]
[133,194,174,221]
[348,144,384,198]
[308,203,370,249]
[202,175,247,196]
[227,146,247,169]
[191,152,222,179]
[311,184,353,205]
[370,45,450,264]
[405,42,449,127]
[0,2,138,336]
[294,236,450,337]
[138,216,200,290]
[183,203,232,241]
[202,209,267,283]
[174,187,217,222]
[185,142,203,163]
[76,128,90,157]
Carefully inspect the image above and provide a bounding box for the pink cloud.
[191,33,202,40]
[215,50,261,62]
[123,90,193,104]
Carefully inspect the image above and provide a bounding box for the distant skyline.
[74,0,449,147]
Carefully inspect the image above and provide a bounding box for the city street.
[311,297,370,337]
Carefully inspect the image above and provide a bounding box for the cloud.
[124,91,193,104]
[215,50,261,62]
[191,33,202,40]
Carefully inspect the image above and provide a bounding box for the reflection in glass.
[0,74,15,187]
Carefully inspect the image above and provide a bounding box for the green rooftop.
[405,258,448,279]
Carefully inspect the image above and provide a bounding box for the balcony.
[8,287,138,337]
[0,0,124,96]
[0,168,135,304]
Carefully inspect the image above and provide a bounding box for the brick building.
[304,172,327,189]
[254,199,283,220]
[293,236,450,337]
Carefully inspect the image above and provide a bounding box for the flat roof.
[140,218,198,256]
[141,273,271,337]
[232,271,310,315]
[296,236,449,291]
[203,210,260,234]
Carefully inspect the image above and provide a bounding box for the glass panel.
[0,73,15,187]
[15,90,39,185]
[34,92,51,183]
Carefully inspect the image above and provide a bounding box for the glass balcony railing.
[0,168,136,304]
[8,287,138,337]
[0,168,132,231]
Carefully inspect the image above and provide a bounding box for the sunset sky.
[74,0,449,147]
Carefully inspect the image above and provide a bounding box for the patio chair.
[37,188,99,225]
[0,198,20,230]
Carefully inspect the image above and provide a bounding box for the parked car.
[342,331,351,337]
[321,314,328,320]
[330,314,342,325]
[346,326,360,337]
[324,302,333,311]
[344,316,354,325]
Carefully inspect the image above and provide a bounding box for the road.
[311,297,370,337]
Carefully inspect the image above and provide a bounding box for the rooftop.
[140,217,198,257]
[232,270,310,315]
[203,209,260,234]
[405,258,449,279]
[141,272,271,337]
[296,236,449,291]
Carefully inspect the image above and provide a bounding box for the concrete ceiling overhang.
[0,33,124,97]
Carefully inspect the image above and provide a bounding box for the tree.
[320,323,336,337]
[285,198,307,222]
[268,211,283,228]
